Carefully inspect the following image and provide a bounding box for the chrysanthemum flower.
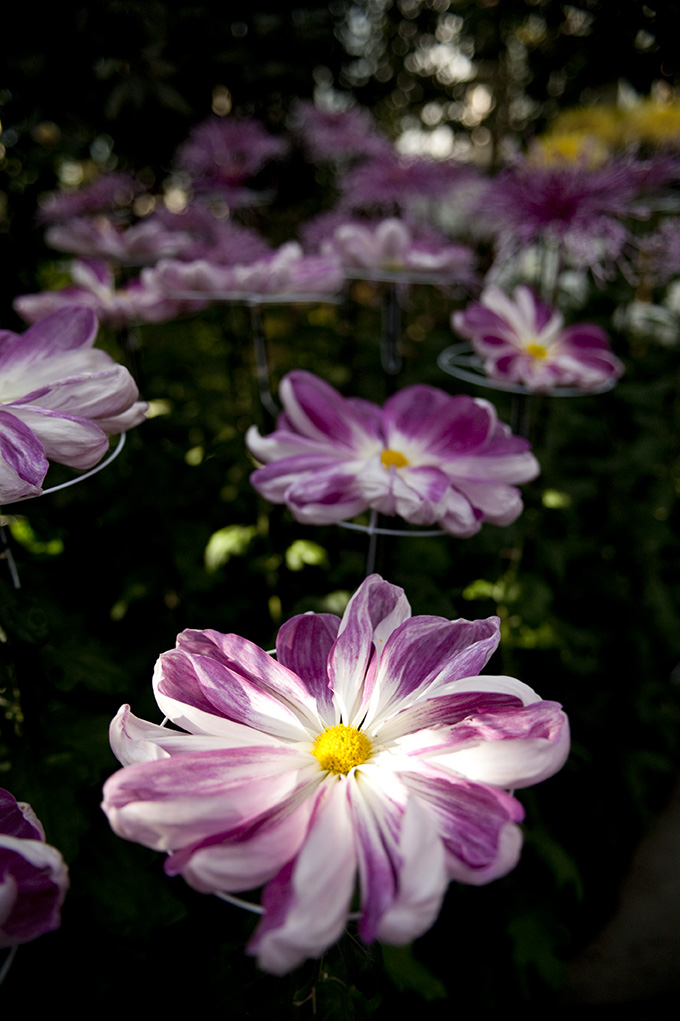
[453,285,624,393]
[101,574,569,974]
[292,101,392,164]
[319,217,476,284]
[45,214,195,264]
[339,153,470,213]
[38,171,143,224]
[174,116,288,196]
[480,154,679,284]
[1,788,69,948]
[247,371,539,536]
[0,306,147,504]
[14,260,187,329]
[151,243,343,300]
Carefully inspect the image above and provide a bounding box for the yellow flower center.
[525,342,548,360]
[380,448,409,469]
[312,724,373,775]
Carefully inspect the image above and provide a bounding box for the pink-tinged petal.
[279,370,379,450]
[246,424,346,464]
[0,836,69,948]
[8,406,109,469]
[94,400,148,433]
[102,744,314,852]
[402,770,524,885]
[365,615,500,729]
[275,613,341,724]
[155,645,316,743]
[0,307,97,373]
[383,388,494,456]
[0,790,44,841]
[250,454,369,524]
[283,463,369,523]
[437,487,481,537]
[440,700,570,788]
[450,479,524,527]
[375,689,523,744]
[174,630,323,734]
[348,767,406,943]
[0,410,48,502]
[166,791,316,894]
[16,366,140,422]
[153,654,289,746]
[330,575,411,724]
[108,705,262,767]
[373,793,448,944]
[248,778,356,975]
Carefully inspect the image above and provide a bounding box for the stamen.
[380,448,409,469]
[525,342,548,359]
[312,724,373,775]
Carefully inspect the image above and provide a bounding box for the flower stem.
[250,303,279,420]
[381,282,402,377]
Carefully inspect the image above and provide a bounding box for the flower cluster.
[247,371,539,536]
[0,307,147,504]
[453,285,624,393]
[102,574,569,975]
[1,789,69,948]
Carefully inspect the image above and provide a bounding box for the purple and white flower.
[247,371,539,536]
[102,574,569,974]
[0,306,147,504]
[152,243,343,300]
[1,788,69,948]
[14,259,188,329]
[453,285,624,392]
[319,217,476,284]
[45,214,195,265]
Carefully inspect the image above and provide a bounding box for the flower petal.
[166,793,316,894]
[0,306,97,374]
[8,406,109,469]
[329,575,411,724]
[0,410,48,502]
[365,615,500,729]
[401,770,524,885]
[439,699,570,788]
[275,612,341,724]
[102,744,314,852]
[247,778,356,975]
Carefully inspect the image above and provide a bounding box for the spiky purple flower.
[38,172,143,224]
[174,116,288,196]
[292,101,392,164]
[339,153,470,213]
[481,154,679,283]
